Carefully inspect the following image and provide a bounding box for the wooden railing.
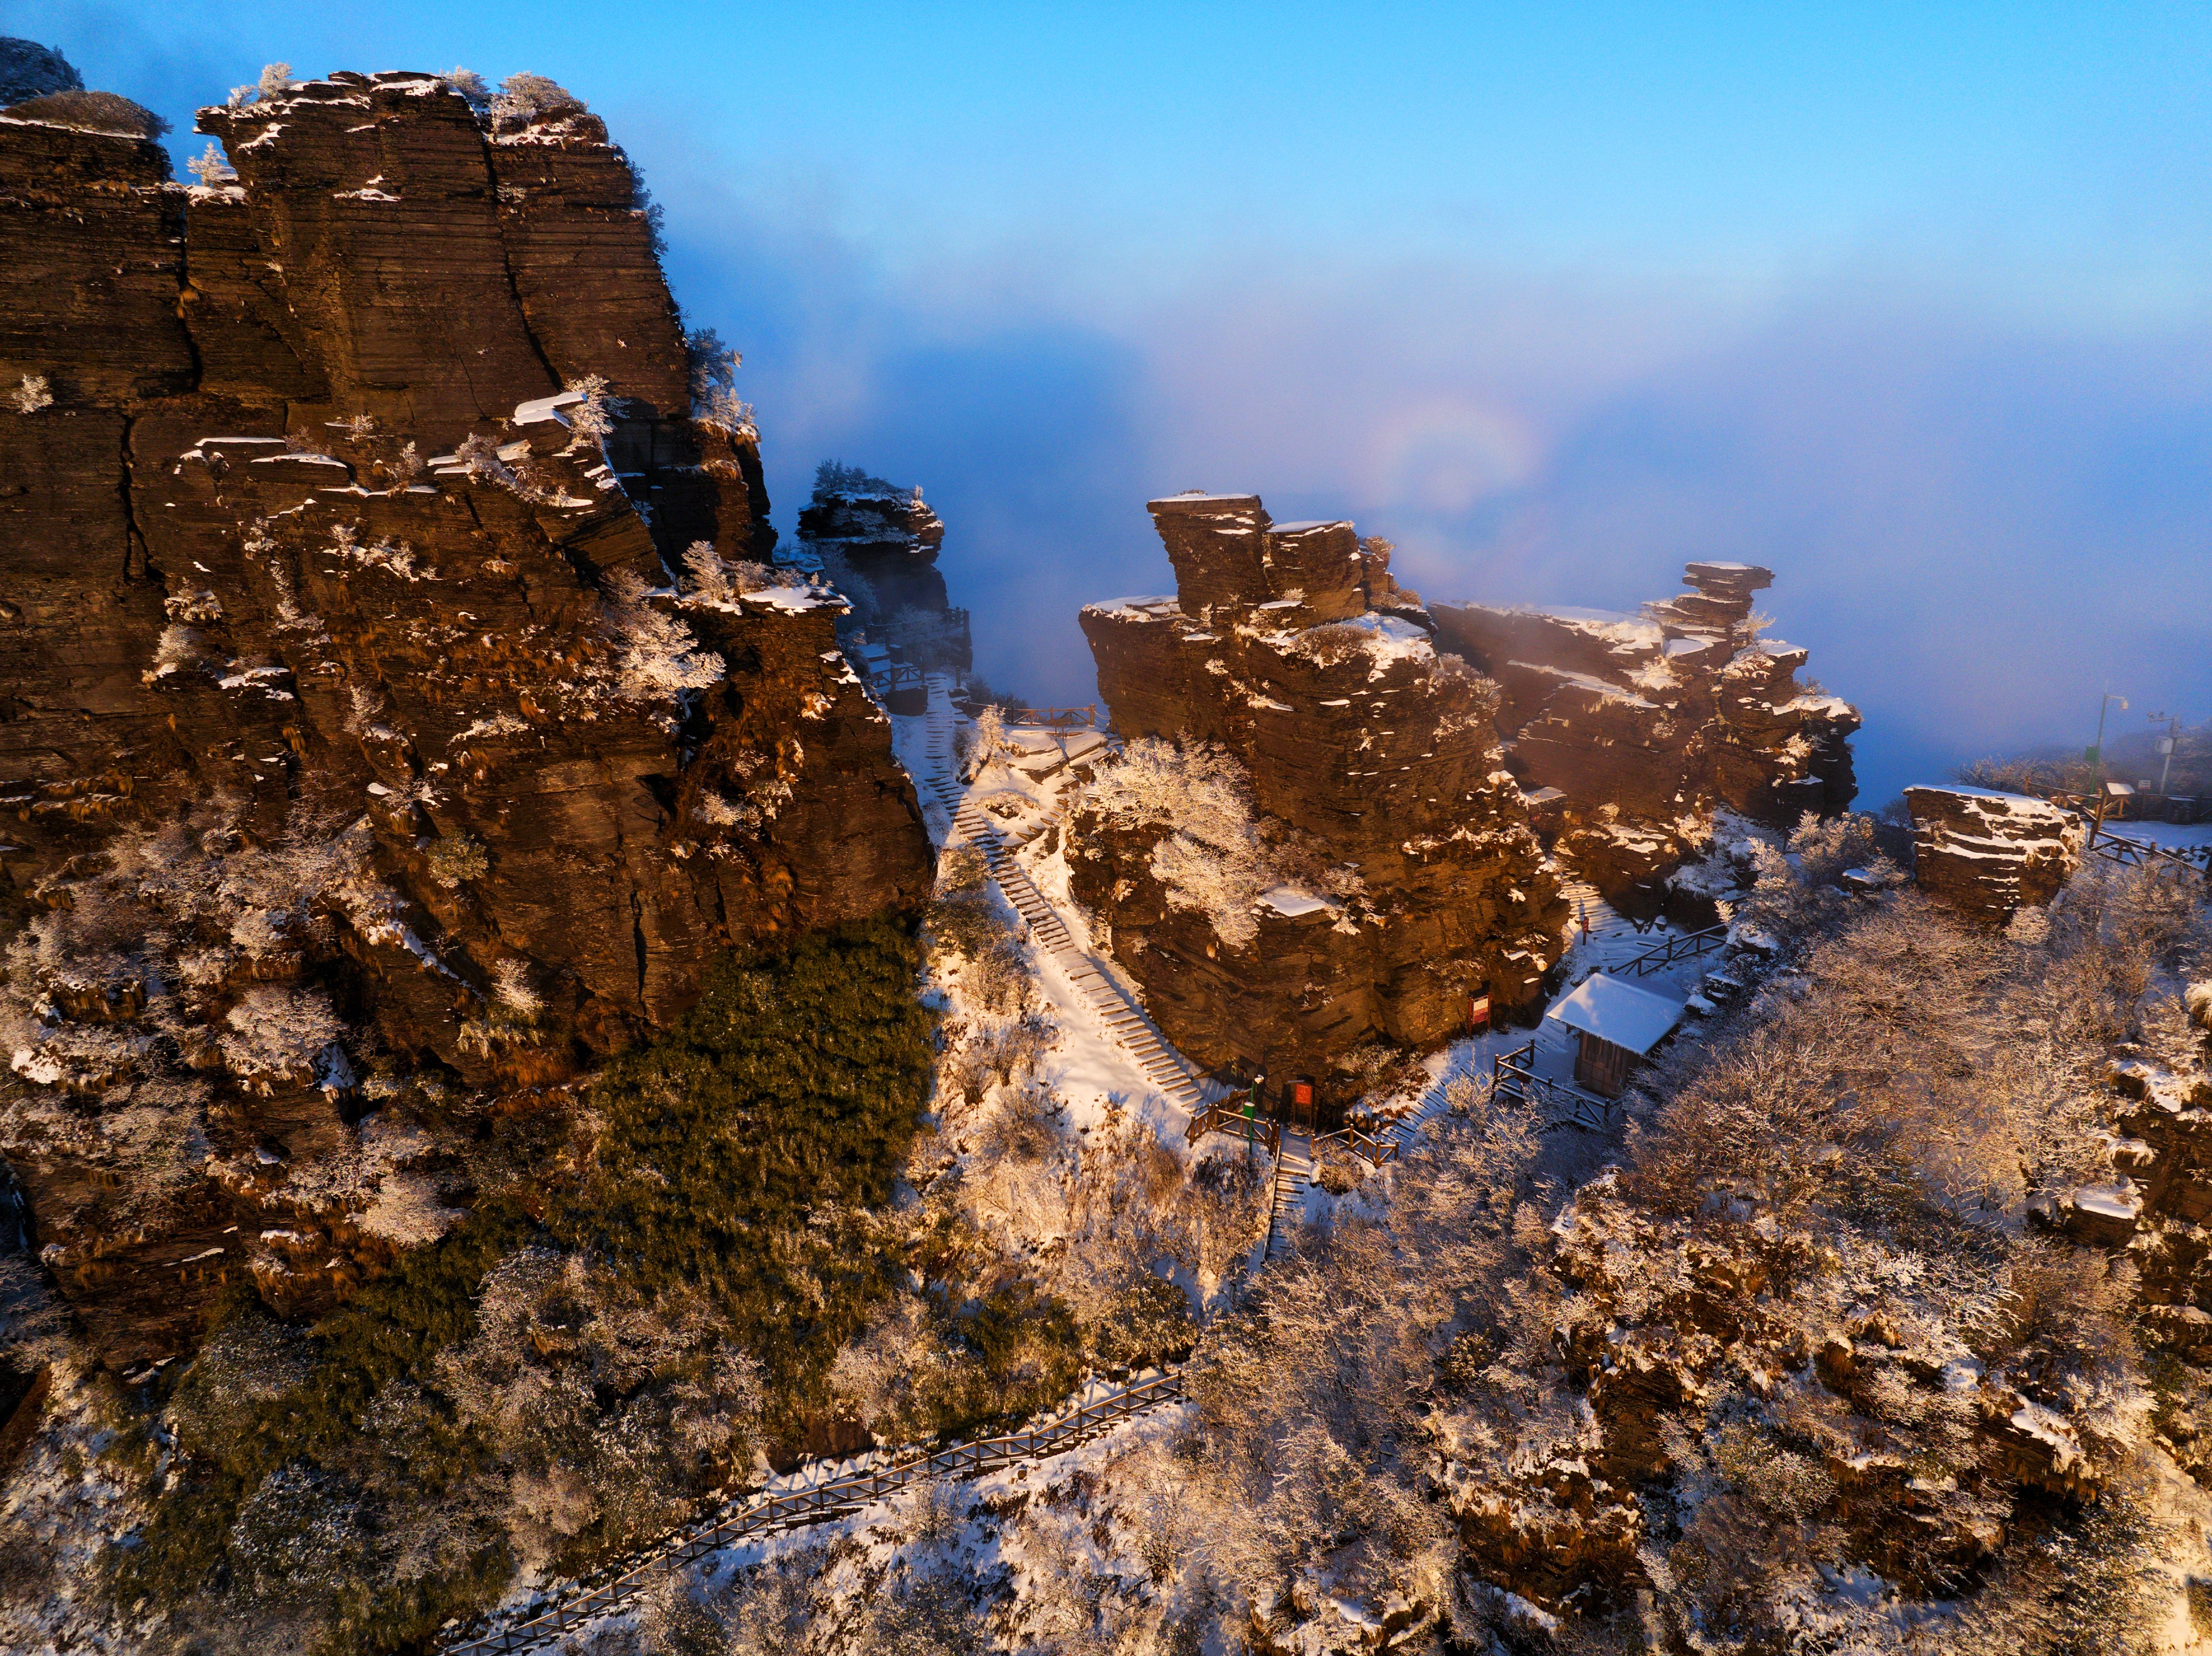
[1492,1039,1612,1131]
[1008,705,1098,732]
[1618,924,1728,977]
[1313,1123,1401,1168]
[1186,1095,1280,1155]
[442,1370,1188,1655]
[2024,787,2212,879]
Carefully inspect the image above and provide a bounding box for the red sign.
[1291,1081,1313,1108]
[1469,994,1491,1029]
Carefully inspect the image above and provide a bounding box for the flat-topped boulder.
[1904,785,2084,924]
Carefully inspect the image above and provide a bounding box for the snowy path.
[1264,1131,1314,1260]
[441,1370,1191,1656]
[917,674,1218,1117]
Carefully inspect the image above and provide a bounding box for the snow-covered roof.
[1545,973,1684,1056]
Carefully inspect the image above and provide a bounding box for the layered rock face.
[796,463,970,677]
[1431,562,1860,901]
[1904,785,2083,926]
[1068,494,1564,1091]
[0,73,930,1362]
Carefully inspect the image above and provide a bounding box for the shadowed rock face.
[0,72,931,1363]
[1431,562,1860,904]
[1904,785,2082,926]
[1069,494,1565,1095]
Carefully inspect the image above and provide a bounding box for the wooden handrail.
[1621,924,1728,977]
[1007,706,1098,731]
[1491,1039,1612,1130]
[1313,1125,1400,1168]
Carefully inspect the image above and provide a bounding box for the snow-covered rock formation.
[0,67,931,1363]
[1431,561,1860,906]
[1068,493,1565,1093]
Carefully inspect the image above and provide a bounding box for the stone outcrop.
[0,70,931,1363]
[796,463,970,693]
[1903,785,2083,926]
[1067,494,1564,1098]
[1431,562,1860,904]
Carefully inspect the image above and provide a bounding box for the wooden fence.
[2027,788,2212,879]
[1008,706,1098,732]
[1312,1123,1401,1168]
[1620,924,1729,977]
[2083,828,2212,878]
[1492,1039,1613,1131]
[1186,1094,1280,1155]
[441,1370,1189,1656]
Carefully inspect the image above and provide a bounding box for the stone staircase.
[1554,873,1652,974]
[1264,1131,1314,1260]
[919,676,1211,1114]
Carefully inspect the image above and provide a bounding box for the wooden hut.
[1544,973,1685,1098]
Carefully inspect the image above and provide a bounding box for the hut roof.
[1545,973,1685,1057]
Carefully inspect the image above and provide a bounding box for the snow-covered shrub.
[603,567,725,699]
[1085,737,1280,948]
[164,586,223,623]
[813,458,901,498]
[695,774,792,836]
[218,987,346,1085]
[685,327,757,435]
[423,833,487,889]
[958,704,1013,783]
[976,1082,1065,1163]
[490,959,542,1020]
[227,62,296,107]
[7,89,168,136]
[1287,620,1368,667]
[565,373,612,444]
[145,622,214,682]
[354,1170,461,1246]
[11,374,52,414]
[386,440,425,491]
[1333,1042,1428,1120]
[959,939,1033,1015]
[678,541,777,604]
[493,73,585,125]
[438,66,490,109]
[680,539,733,603]
[453,431,516,489]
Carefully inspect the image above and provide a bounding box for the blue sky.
[20,1,2212,801]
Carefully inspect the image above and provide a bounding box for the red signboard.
[1469,994,1491,1029]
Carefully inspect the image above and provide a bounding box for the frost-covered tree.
[186,140,236,185]
[1084,738,1281,948]
[602,567,725,698]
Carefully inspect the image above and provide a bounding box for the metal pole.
[2152,712,2179,799]
[2089,690,2127,845]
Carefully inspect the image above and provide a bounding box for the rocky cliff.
[796,461,971,698]
[1431,562,1860,905]
[1904,784,2084,927]
[1067,493,1564,1096]
[0,69,931,1364]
